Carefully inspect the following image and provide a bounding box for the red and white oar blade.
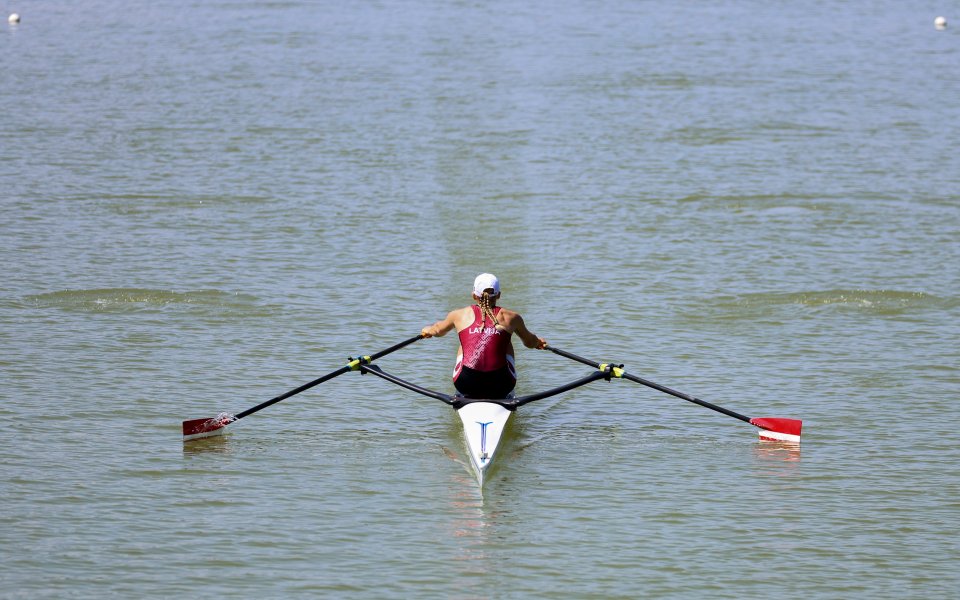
[749,417,802,443]
[182,413,235,441]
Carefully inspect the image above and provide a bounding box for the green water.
[2,1,958,597]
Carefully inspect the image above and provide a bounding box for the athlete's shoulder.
[497,306,521,318]
[496,307,524,325]
[451,305,477,328]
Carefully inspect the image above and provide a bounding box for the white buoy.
[8,13,20,24]
[934,16,947,29]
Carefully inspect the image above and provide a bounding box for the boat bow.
[456,401,513,485]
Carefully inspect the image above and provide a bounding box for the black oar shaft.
[619,372,750,424]
[368,334,424,361]
[546,345,751,424]
[235,365,351,420]
[234,334,423,421]
[546,346,602,369]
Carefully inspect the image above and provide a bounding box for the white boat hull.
[456,402,513,485]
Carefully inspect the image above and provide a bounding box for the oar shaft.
[547,345,751,424]
[235,365,351,420]
[546,346,601,369]
[619,372,751,424]
[369,334,424,361]
[235,334,423,421]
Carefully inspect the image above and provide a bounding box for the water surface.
[2,1,958,597]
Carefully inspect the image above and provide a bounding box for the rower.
[420,273,547,399]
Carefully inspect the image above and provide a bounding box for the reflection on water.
[446,468,491,580]
[753,441,802,464]
[182,434,233,456]
[440,444,473,479]
[443,441,527,576]
[449,481,487,537]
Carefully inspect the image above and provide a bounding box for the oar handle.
[546,345,751,424]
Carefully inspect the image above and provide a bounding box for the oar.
[546,345,802,442]
[182,334,423,441]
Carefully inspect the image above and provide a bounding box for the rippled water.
[3,1,959,597]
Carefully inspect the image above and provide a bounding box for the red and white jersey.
[455,305,513,373]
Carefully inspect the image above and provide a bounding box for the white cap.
[473,273,500,296]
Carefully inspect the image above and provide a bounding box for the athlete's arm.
[421,309,463,338]
[511,314,547,349]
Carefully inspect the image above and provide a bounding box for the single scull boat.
[182,336,803,486]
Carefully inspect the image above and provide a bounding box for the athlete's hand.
[420,326,435,338]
